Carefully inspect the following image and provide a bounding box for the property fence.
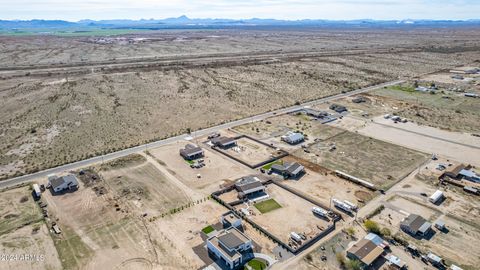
[211,180,339,254]
[211,134,289,169]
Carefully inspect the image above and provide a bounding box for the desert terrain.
[2,28,480,180]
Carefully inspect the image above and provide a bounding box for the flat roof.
[218,228,250,250]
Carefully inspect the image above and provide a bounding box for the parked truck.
[32,184,41,199]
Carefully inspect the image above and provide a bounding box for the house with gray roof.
[206,227,253,269]
[179,144,204,160]
[400,214,432,237]
[48,174,79,193]
[211,136,237,149]
[271,162,305,179]
[234,176,265,199]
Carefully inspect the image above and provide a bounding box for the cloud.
[1,0,479,21]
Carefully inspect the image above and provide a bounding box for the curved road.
[0,80,403,189]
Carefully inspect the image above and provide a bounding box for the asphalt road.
[0,79,402,189]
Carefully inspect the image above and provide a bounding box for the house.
[179,144,204,160]
[429,190,444,204]
[329,104,348,113]
[445,164,480,183]
[281,132,304,145]
[385,254,406,269]
[400,214,432,236]
[346,239,384,267]
[270,162,305,178]
[48,174,79,193]
[211,136,237,149]
[301,109,337,123]
[364,233,389,249]
[234,176,265,199]
[459,168,480,183]
[206,227,253,269]
[221,212,242,229]
[444,164,468,179]
[352,96,367,103]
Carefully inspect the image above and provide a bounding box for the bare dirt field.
[281,170,375,208]
[99,154,191,217]
[148,200,228,269]
[146,141,253,193]
[0,186,61,270]
[234,184,332,246]
[1,28,480,180]
[0,222,62,270]
[214,136,285,167]
[294,131,429,190]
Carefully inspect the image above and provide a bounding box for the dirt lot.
[294,131,429,190]
[0,186,61,270]
[148,200,235,269]
[234,184,332,247]
[147,141,253,193]
[0,222,62,270]
[0,186,43,236]
[99,154,191,217]
[1,28,479,180]
[282,170,375,208]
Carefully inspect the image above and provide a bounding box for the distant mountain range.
[1,16,480,30]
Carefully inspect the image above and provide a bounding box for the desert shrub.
[364,219,381,234]
[336,252,346,267]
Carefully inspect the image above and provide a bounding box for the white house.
[281,132,304,145]
[48,174,79,193]
[206,227,253,269]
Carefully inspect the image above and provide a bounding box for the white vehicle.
[312,207,328,217]
[290,232,302,243]
[384,114,391,119]
[32,184,41,198]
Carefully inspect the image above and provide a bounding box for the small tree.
[380,227,391,237]
[346,227,356,237]
[364,219,380,234]
[336,252,346,267]
[347,259,362,270]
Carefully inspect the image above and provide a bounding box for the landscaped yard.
[244,259,267,270]
[262,160,283,170]
[202,225,215,234]
[254,199,282,214]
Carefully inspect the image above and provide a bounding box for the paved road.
[0,80,403,189]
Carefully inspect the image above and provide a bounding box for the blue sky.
[1,0,479,21]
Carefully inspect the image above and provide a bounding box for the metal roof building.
[346,239,384,266]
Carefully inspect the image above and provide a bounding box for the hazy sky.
[1,0,479,21]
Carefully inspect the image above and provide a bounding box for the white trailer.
[343,200,358,210]
[429,190,444,204]
[312,207,328,218]
[332,198,353,213]
[32,184,41,198]
[290,232,302,243]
